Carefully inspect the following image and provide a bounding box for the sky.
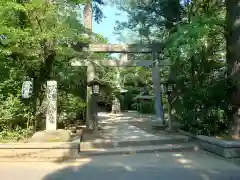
[92,5,128,44]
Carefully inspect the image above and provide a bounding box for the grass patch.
[0,128,33,143]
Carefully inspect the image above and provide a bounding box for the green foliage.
[0,0,106,141]
[123,88,140,110]
[0,126,32,142]
[58,93,87,122]
[114,0,182,41]
[0,95,25,124]
[113,0,229,135]
[165,5,227,135]
[138,101,155,114]
[0,93,35,130]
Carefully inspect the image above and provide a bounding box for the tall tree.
[226,0,240,138]
[113,0,229,135]
[0,0,106,131]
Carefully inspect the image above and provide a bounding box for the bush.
[98,93,114,112]
[138,100,155,114]
[123,88,140,110]
[131,102,138,111]
[0,126,33,142]
[0,94,34,131]
[173,78,229,136]
[58,92,86,125]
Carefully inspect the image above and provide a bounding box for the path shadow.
[42,151,240,180]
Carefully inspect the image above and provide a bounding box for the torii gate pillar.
[83,3,165,127]
[84,3,96,130]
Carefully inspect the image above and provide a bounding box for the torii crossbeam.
[72,3,170,129]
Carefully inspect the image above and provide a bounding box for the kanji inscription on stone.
[46,80,57,131]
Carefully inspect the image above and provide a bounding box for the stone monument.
[46,80,57,131]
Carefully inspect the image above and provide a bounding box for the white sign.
[21,81,33,99]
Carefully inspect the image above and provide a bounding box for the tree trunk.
[33,50,56,131]
[226,0,240,138]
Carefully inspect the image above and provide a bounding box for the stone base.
[29,129,72,142]
[152,120,167,130]
[0,142,80,160]
[197,135,240,158]
[178,129,196,138]
[165,127,176,133]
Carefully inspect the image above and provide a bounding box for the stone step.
[0,143,198,161]
[80,136,191,150]
[0,142,80,160]
[79,143,199,157]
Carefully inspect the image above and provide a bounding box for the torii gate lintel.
[81,2,167,129]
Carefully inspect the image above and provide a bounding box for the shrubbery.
[138,100,155,114]
[58,92,87,126]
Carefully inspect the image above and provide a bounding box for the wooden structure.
[133,95,155,113]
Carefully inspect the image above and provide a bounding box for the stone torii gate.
[71,3,171,129]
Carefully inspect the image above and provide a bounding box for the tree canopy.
[0,0,108,140]
[112,0,238,136]
[1,0,240,140]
